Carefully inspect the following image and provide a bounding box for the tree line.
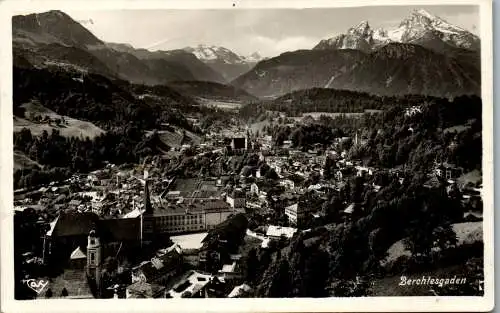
[13,127,164,189]
[14,66,195,131]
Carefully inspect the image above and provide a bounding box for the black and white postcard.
[0,0,494,312]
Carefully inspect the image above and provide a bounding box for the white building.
[226,191,246,209]
[279,179,295,190]
[284,203,315,225]
[284,203,299,224]
[250,183,259,195]
[152,199,236,234]
[266,225,297,239]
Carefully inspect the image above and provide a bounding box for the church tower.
[141,179,155,243]
[86,230,102,289]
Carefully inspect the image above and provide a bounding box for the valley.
[11,7,485,301]
[197,98,246,111]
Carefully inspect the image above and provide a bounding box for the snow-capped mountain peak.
[242,52,264,63]
[184,45,265,65]
[184,44,241,63]
[348,20,372,37]
[413,8,441,20]
[313,9,480,52]
[399,8,464,33]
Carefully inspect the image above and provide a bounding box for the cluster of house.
[39,178,253,299]
[16,123,484,299]
[245,128,483,228]
[14,162,171,220]
[235,136,382,225]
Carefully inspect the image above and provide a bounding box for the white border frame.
[0,0,494,312]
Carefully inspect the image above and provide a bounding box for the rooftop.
[132,247,182,282]
[127,281,165,298]
[46,211,141,242]
[266,225,297,238]
[69,246,86,260]
[170,232,208,250]
[153,199,232,216]
[228,284,252,298]
[168,271,211,298]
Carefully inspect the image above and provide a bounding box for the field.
[301,112,365,119]
[14,101,105,139]
[170,232,208,250]
[14,150,42,171]
[248,120,272,133]
[147,130,201,149]
[457,170,482,187]
[285,110,383,122]
[301,110,383,118]
[372,222,483,296]
[170,178,201,193]
[383,221,483,265]
[452,221,483,245]
[197,98,244,111]
[443,124,471,134]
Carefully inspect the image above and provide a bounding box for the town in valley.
[12,7,485,299]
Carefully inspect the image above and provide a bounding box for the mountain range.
[233,9,481,98]
[325,43,480,97]
[12,9,481,100]
[313,9,480,53]
[13,11,225,85]
[184,45,265,81]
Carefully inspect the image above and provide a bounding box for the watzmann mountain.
[232,9,480,98]
[313,9,480,53]
[325,43,480,98]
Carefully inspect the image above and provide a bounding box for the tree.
[45,288,53,298]
[274,130,288,146]
[268,259,291,297]
[302,249,329,297]
[41,130,49,142]
[103,256,118,274]
[323,156,337,179]
[265,168,279,180]
[291,128,305,147]
[350,176,365,203]
[13,105,26,117]
[61,287,68,297]
[245,248,259,284]
[432,224,458,252]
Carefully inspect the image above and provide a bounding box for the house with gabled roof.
[130,245,183,287]
[126,281,166,298]
[69,246,86,268]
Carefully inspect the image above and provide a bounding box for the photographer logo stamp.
[23,279,49,294]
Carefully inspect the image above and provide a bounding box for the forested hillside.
[12,66,227,189]
[255,93,481,173]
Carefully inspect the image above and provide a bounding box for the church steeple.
[144,179,153,215]
[86,229,102,293]
[141,178,155,243]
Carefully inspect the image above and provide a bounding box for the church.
[42,178,236,297]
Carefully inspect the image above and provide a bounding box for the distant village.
[14,116,483,299]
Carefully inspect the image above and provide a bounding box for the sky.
[22,5,479,57]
